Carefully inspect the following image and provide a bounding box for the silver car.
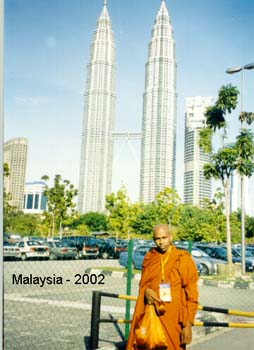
[176,245,226,275]
[45,241,78,260]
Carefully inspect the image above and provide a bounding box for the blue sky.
[5,0,254,202]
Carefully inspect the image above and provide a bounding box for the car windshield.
[246,248,254,256]
[84,238,97,246]
[192,249,209,258]
[214,248,227,258]
[55,242,68,248]
[235,248,253,257]
[27,241,42,246]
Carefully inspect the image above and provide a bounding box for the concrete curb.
[85,268,254,289]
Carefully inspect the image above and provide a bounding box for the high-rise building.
[78,1,116,213]
[4,137,28,210]
[23,181,47,214]
[184,97,213,206]
[140,0,177,203]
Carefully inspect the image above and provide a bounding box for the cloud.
[45,36,57,49]
[14,96,51,106]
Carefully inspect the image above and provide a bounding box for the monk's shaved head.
[153,224,171,236]
[153,224,173,253]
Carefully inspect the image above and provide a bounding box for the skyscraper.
[184,97,212,206]
[140,0,177,203]
[78,1,116,213]
[4,137,28,210]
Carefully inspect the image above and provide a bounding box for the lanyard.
[160,246,172,282]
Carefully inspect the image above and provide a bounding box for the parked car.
[81,238,99,259]
[45,241,78,260]
[119,245,155,269]
[3,241,20,260]
[96,238,117,259]
[246,246,254,257]
[61,236,99,259]
[176,244,226,275]
[18,239,50,261]
[119,245,204,275]
[115,239,128,257]
[196,244,254,272]
[233,246,254,265]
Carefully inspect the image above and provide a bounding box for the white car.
[18,240,50,261]
[3,242,20,260]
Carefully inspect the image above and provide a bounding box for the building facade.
[140,0,177,203]
[184,97,213,206]
[23,181,47,214]
[78,1,116,213]
[4,137,28,210]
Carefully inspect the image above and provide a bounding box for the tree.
[178,205,223,242]
[5,212,41,236]
[131,203,160,236]
[130,188,182,237]
[230,212,241,243]
[199,84,239,152]
[203,144,238,264]
[74,224,90,236]
[246,216,254,239]
[239,111,254,125]
[41,175,78,237]
[201,190,227,243]
[199,85,239,265]
[105,187,142,238]
[200,85,254,268]
[4,163,10,177]
[3,163,17,232]
[71,212,109,232]
[235,129,254,177]
[154,187,182,226]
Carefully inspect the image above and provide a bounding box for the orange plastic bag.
[134,304,168,349]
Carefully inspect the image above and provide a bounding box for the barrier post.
[125,239,133,339]
[188,240,193,253]
[90,291,102,350]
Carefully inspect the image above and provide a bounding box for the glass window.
[41,195,47,210]
[34,194,39,209]
[27,194,33,209]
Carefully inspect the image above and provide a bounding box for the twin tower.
[78,1,177,213]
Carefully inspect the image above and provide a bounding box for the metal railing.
[89,290,254,350]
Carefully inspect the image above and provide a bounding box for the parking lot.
[4,259,254,350]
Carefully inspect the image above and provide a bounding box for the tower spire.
[104,0,107,6]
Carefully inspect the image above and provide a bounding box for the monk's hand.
[145,288,161,305]
[181,321,192,345]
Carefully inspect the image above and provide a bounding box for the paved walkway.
[191,327,254,350]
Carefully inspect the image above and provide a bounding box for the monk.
[127,224,199,350]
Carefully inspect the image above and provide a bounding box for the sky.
[4,0,254,204]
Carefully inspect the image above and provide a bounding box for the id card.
[159,283,172,302]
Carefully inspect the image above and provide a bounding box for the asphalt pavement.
[3,259,254,350]
[191,327,254,350]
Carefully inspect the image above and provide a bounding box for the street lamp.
[226,62,254,275]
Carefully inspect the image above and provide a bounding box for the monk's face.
[153,226,172,253]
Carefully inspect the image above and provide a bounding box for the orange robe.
[126,245,199,350]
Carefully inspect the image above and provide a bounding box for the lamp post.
[226,63,254,275]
